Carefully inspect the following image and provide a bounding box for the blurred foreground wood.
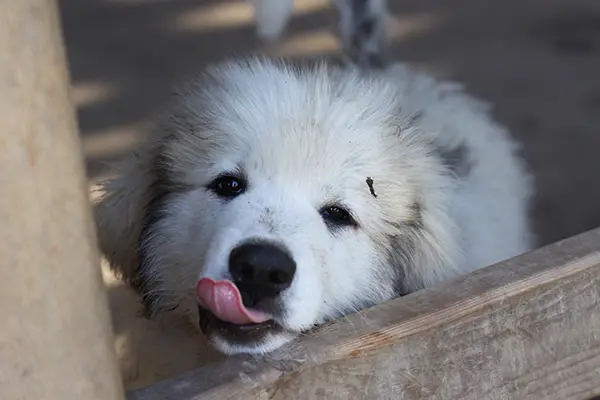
[0,1,124,399]
[129,227,600,400]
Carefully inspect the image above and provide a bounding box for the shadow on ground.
[60,0,600,247]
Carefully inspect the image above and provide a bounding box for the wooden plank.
[0,1,125,399]
[128,227,600,400]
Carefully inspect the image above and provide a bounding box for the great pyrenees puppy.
[94,57,534,357]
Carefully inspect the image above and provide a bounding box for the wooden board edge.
[128,227,600,400]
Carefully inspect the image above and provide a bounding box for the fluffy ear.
[93,145,159,291]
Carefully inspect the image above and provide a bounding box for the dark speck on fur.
[366,177,377,198]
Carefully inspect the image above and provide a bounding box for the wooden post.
[0,1,125,399]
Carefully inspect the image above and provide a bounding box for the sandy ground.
[59,0,600,389]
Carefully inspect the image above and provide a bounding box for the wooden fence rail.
[129,227,600,400]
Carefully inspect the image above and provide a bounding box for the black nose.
[228,242,296,306]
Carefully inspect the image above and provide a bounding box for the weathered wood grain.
[0,1,124,399]
[129,227,600,400]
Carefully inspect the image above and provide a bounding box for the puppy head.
[95,58,459,355]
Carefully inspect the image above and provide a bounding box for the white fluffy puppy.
[94,57,534,356]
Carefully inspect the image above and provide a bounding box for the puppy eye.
[320,205,356,227]
[207,175,246,198]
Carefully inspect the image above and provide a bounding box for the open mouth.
[196,278,284,344]
[198,304,282,343]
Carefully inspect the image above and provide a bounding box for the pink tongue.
[196,278,271,325]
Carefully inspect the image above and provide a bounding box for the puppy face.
[95,59,458,355]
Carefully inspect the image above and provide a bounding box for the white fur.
[94,57,534,356]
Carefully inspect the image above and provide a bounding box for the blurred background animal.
[252,0,390,68]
